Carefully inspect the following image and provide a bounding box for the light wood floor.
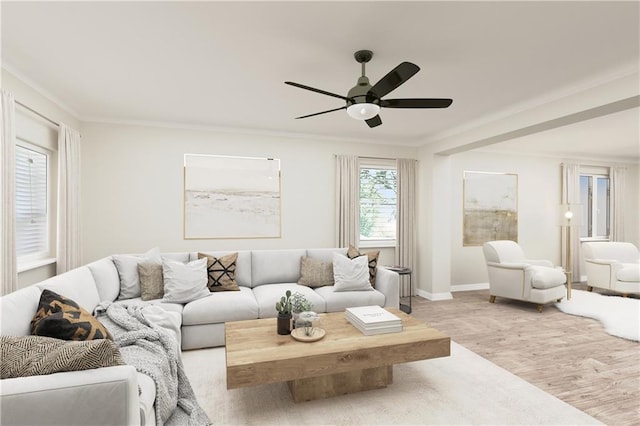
[406,285,640,426]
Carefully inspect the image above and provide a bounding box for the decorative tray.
[291,328,326,342]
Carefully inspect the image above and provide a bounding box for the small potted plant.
[275,290,292,335]
[291,292,313,329]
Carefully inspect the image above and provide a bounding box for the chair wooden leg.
[489,295,496,303]
[587,286,593,292]
[622,294,628,298]
[537,304,543,313]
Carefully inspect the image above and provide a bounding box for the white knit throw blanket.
[97,302,210,425]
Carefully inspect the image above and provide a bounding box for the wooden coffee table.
[225,308,450,402]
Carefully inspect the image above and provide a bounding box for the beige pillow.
[198,252,240,292]
[347,245,380,287]
[138,263,164,301]
[1,335,124,379]
[298,256,334,288]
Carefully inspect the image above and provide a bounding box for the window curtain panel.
[335,155,359,248]
[561,162,581,281]
[57,123,82,274]
[396,158,417,296]
[609,166,625,242]
[1,90,17,295]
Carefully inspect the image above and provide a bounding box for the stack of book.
[345,305,403,335]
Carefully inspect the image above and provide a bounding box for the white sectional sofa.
[0,247,400,426]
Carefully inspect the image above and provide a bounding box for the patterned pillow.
[30,289,113,340]
[138,262,164,300]
[198,252,240,292]
[1,335,124,379]
[347,245,380,287]
[298,256,334,288]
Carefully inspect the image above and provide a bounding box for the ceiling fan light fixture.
[346,103,380,120]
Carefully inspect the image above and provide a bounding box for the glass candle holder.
[297,311,320,337]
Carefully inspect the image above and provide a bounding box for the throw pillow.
[1,335,124,379]
[347,245,380,287]
[332,252,373,292]
[198,252,240,292]
[138,262,164,300]
[161,258,210,303]
[113,247,162,300]
[30,289,113,341]
[298,256,334,288]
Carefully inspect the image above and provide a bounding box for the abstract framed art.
[184,154,281,239]
[463,171,518,246]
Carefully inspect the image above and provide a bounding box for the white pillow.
[113,247,162,300]
[332,252,373,292]
[161,258,210,304]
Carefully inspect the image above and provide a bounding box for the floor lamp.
[560,203,581,300]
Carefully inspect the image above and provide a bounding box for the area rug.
[182,341,600,425]
[555,290,640,342]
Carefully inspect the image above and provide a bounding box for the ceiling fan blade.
[380,98,453,108]
[295,105,347,119]
[368,62,420,99]
[365,115,382,128]
[285,81,352,102]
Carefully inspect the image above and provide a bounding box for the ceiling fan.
[285,50,453,128]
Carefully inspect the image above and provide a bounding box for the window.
[579,173,609,239]
[15,143,51,263]
[359,160,397,246]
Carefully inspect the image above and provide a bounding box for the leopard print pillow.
[30,289,112,340]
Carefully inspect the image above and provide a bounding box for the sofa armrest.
[0,365,140,426]
[487,262,528,270]
[376,267,399,308]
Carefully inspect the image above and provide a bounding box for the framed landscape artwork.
[184,154,281,239]
[463,171,518,246]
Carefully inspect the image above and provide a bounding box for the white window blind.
[359,165,397,242]
[15,145,49,258]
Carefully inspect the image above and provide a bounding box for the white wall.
[80,122,418,264]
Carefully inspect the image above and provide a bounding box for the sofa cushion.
[36,267,101,315]
[198,252,240,292]
[161,258,210,304]
[31,289,112,341]
[252,284,326,318]
[529,266,566,289]
[333,253,373,292]
[1,335,124,379]
[251,249,306,287]
[347,245,380,287]
[0,335,124,379]
[314,286,386,312]
[113,248,162,300]
[0,286,43,337]
[298,256,334,288]
[86,257,121,303]
[618,263,640,282]
[182,287,259,325]
[306,247,348,263]
[138,263,164,301]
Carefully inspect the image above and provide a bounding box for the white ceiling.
[2,1,639,160]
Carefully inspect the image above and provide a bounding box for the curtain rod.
[15,100,59,127]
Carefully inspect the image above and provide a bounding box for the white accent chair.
[482,240,567,312]
[582,242,640,296]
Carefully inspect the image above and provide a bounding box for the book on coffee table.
[345,306,403,335]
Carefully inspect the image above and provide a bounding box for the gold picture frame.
[183,154,281,239]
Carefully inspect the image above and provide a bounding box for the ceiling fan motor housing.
[347,76,377,106]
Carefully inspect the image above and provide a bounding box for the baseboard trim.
[451,283,489,292]
[417,289,453,301]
